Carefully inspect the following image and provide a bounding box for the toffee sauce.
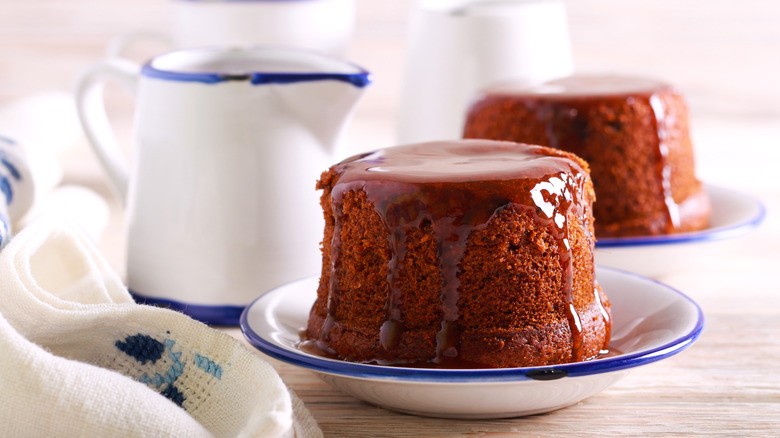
[314,140,603,368]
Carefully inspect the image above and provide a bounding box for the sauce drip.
[649,94,681,229]
[319,140,594,364]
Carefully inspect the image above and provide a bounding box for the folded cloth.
[0,218,322,438]
[0,92,80,199]
[15,184,111,243]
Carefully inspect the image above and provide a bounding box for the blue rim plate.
[240,267,704,383]
[596,183,765,248]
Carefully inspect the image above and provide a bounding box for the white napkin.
[0,95,111,245]
[0,218,322,438]
[14,184,110,243]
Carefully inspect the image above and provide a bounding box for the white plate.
[595,184,765,278]
[240,267,704,419]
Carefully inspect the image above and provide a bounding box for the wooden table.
[2,0,778,436]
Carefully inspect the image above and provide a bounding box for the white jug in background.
[397,0,574,144]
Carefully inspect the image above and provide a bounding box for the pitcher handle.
[74,58,140,204]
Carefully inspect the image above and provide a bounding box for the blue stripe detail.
[141,64,224,84]
[0,175,12,204]
[130,290,246,326]
[0,136,15,145]
[140,48,372,88]
[0,217,10,249]
[141,63,372,88]
[1,158,22,181]
[250,71,372,87]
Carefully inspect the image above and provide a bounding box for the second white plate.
[595,183,765,277]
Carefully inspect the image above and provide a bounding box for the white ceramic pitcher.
[75,47,371,325]
[397,0,573,143]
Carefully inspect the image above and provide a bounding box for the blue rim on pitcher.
[141,47,372,87]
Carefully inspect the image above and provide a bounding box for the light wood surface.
[2,1,779,436]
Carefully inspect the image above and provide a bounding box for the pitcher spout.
[272,65,372,157]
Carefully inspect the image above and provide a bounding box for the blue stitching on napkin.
[114,334,230,410]
[160,384,186,407]
[116,334,188,408]
[194,354,223,379]
[138,339,184,388]
[0,158,21,180]
[0,217,9,249]
[115,334,165,365]
[0,175,12,205]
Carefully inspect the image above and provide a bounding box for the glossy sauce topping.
[321,140,594,366]
[648,94,681,229]
[478,74,681,233]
